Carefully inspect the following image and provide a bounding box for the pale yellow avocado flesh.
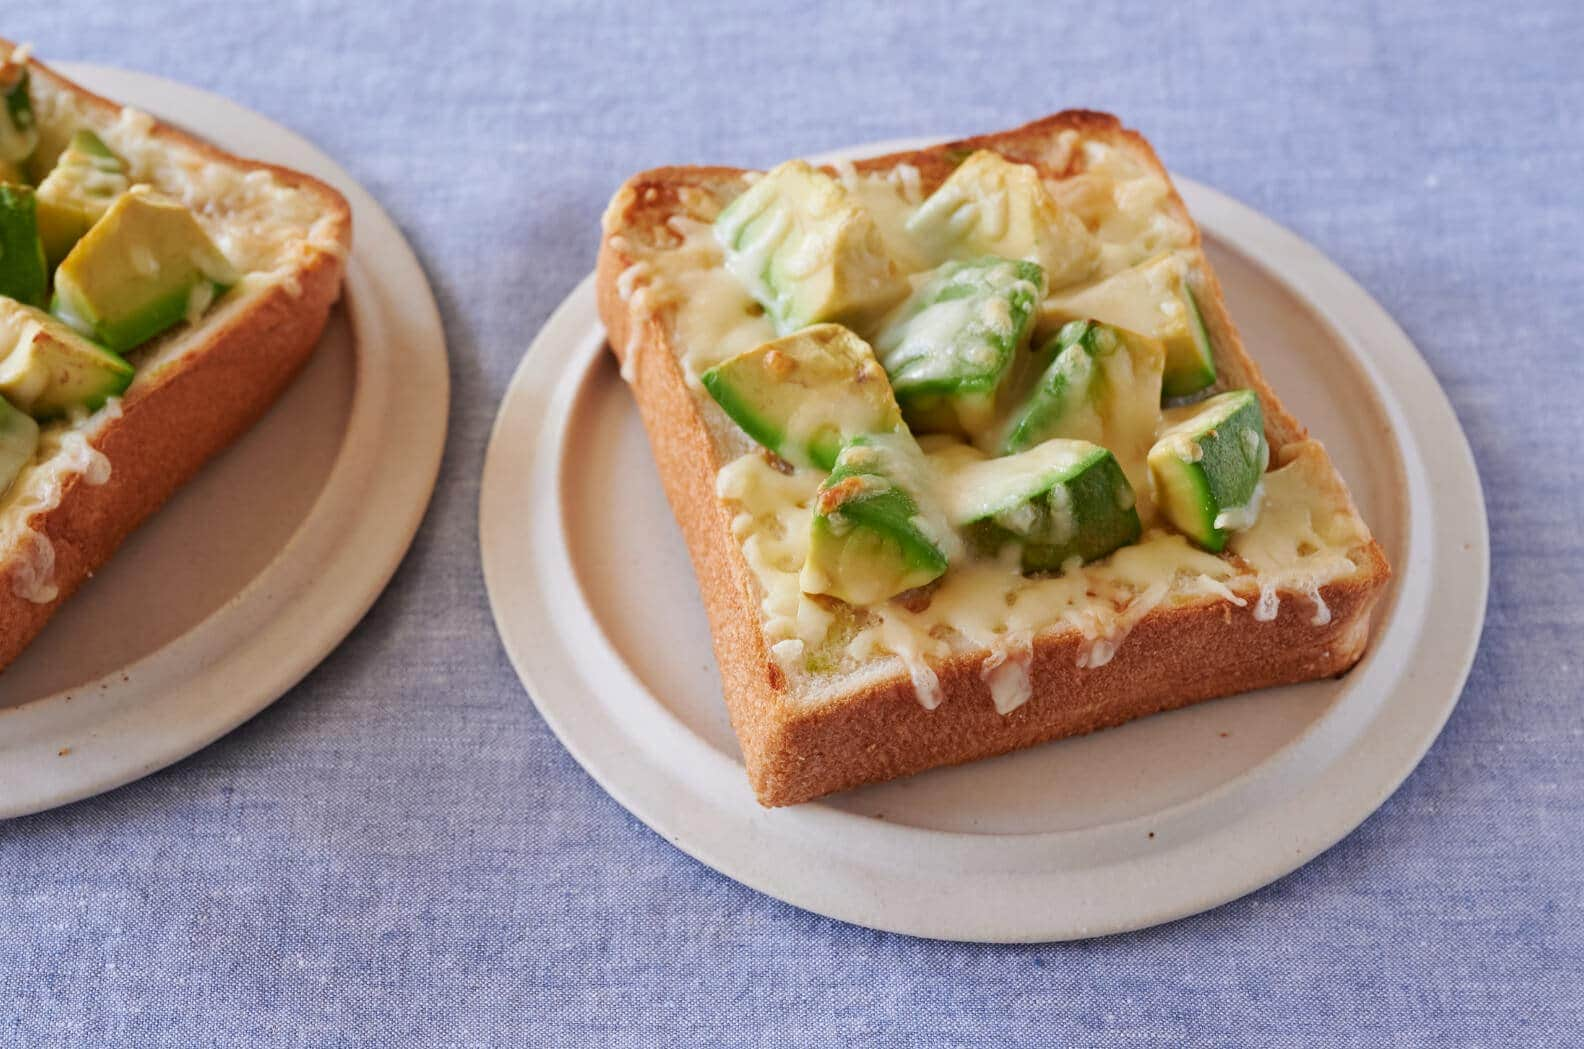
[35,129,130,266]
[906,150,1099,288]
[714,160,907,335]
[0,298,133,419]
[53,187,237,354]
[700,323,905,472]
[1041,253,1216,397]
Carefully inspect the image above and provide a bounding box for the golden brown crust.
[598,110,1391,807]
[596,226,788,769]
[0,43,352,673]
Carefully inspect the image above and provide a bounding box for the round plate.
[0,65,448,818]
[480,138,1487,941]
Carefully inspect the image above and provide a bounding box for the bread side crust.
[0,45,351,673]
[598,112,1391,806]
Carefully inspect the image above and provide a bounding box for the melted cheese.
[622,135,1370,709]
[981,631,1034,714]
[1045,131,1194,279]
[832,159,932,273]
[610,216,776,385]
[1228,444,1367,626]
[718,444,1363,706]
[1,398,120,604]
[44,104,346,277]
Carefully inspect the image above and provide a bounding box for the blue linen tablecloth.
[3,2,1581,1045]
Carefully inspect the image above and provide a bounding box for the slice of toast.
[0,41,350,673]
[597,112,1390,807]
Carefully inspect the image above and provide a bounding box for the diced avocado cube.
[0,61,37,170]
[874,256,1045,444]
[998,318,1165,511]
[0,184,48,307]
[0,393,40,498]
[700,323,905,471]
[999,319,1110,455]
[906,150,1098,288]
[1042,253,1216,399]
[36,129,130,266]
[0,298,134,418]
[1163,288,1217,399]
[52,188,237,353]
[1148,389,1269,552]
[715,160,907,336]
[943,439,1141,573]
[801,434,950,606]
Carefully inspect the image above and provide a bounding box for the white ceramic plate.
[0,65,448,818]
[480,138,1487,941]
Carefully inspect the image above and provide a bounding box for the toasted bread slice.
[598,112,1390,807]
[0,41,350,673]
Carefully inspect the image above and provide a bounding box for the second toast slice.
[598,113,1391,807]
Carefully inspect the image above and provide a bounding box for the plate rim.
[0,63,450,818]
[480,142,1487,941]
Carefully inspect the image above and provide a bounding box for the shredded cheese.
[623,137,1371,709]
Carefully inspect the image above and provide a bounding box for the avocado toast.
[0,41,349,672]
[598,112,1391,807]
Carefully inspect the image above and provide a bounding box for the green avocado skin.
[1000,319,1111,455]
[700,366,792,463]
[52,284,211,356]
[1195,394,1264,512]
[966,448,1141,573]
[50,191,237,354]
[15,344,134,419]
[879,258,1045,400]
[816,441,948,577]
[1159,286,1217,400]
[805,434,950,605]
[0,299,136,420]
[875,257,1046,445]
[0,184,48,308]
[1151,390,1266,552]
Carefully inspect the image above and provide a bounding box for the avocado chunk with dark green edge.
[36,129,130,266]
[1162,285,1217,399]
[1042,253,1217,399]
[944,439,1141,573]
[0,183,48,307]
[0,61,37,171]
[873,256,1045,444]
[999,319,1111,455]
[0,393,40,498]
[52,188,237,353]
[1148,389,1269,552]
[700,323,906,472]
[905,150,1098,288]
[801,433,951,606]
[714,160,907,336]
[0,298,134,418]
